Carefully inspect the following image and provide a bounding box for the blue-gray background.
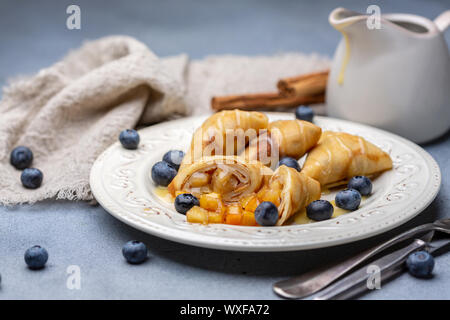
[0,0,449,299]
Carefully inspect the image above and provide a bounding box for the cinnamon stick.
[277,70,329,97]
[211,92,324,111]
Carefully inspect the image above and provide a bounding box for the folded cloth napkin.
[0,35,329,205]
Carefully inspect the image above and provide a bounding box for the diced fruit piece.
[151,161,177,186]
[242,211,257,226]
[240,194,260,212]
[10,146,33,170]
[406,251,435,278]
[162,150,185,170]
[335,189,361,211]
[208,211,225,224]
[225,212,243,225]
[226,204,242,215]
[119,129,140,149]
[174,193,199,215]
[254,202,279,226]
[277,157,301,172]
[295,105,314,122]
[306,200,334,221]
[189,172,211,188]
[122,240,148,264]
[348,176,373,196]
[199,193,225,214]
[186,206,209,224]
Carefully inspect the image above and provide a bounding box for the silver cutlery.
[273,218,450,299]
[314,236,450,300]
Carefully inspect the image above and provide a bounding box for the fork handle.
[273,223,432,299]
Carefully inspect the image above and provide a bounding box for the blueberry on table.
[163,150,185,170]
[119,129,140,150]
[21,168,43,189]
[335,189,361,211]
[348,176,372,196]
[406,251,434,278]
[277,157,301,172]
[254,201,279,226]
[122,240,148,264]
[175,193,199,215]
[151,161,177,186]
[295,106,314,122]
[10,146,33,170]
[24,245,48,270]
[307,200,334,221]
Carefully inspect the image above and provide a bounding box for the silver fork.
[273,218,450,299]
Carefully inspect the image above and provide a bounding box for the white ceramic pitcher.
[326,8,450,143]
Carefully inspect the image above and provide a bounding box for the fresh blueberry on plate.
[24,245,48,270]
[151,161,177,186]
[175,193,199,215]
[348,176,372,196]
[254,201,279,226]
[10,146,33,170]
[307,200,334,221]
[119,129,140,150]
[406,251,434,278]
[21,168,43,189]
[277,157,301,172]
[122,240,148,264]
[335,189,361,211]
[295,105,314,122]
[163,150,185,170]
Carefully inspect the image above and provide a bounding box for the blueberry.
[406,251,434,278]
[10,146,33,170]
[122,240,148,264]
[151,161,177,186]
[175,193,199,215]
[277,157,301,172]
[163,150,185,171]
[348,176,372,196]
[295,106,314,122]
[254,202,279,226]
[307,200,334,221]
[119,129,140,150]
[24,245,48,270]
[21,168,43,189]
[335,189,361,211]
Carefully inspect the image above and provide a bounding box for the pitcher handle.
[434,10,450,32]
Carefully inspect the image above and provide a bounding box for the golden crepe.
[168,155,272,202]
[257,166,321,225]
[302,131,393,185]
[181,110,268,168]
[241,119,322,167]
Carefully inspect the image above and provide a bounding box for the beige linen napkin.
[0,35,329,205]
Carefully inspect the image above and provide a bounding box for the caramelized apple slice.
[199,192,226,214]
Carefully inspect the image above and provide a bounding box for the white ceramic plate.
[90,113,441,252]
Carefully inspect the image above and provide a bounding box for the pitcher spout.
[329,8,365,32]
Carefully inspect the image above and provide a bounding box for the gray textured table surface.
[0,0,449,300]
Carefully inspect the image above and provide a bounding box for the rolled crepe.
[302,131,393,185]
[168,155,272,202]
[181,110,269,168]
[258,166,321,225]
[241,119,322,167]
